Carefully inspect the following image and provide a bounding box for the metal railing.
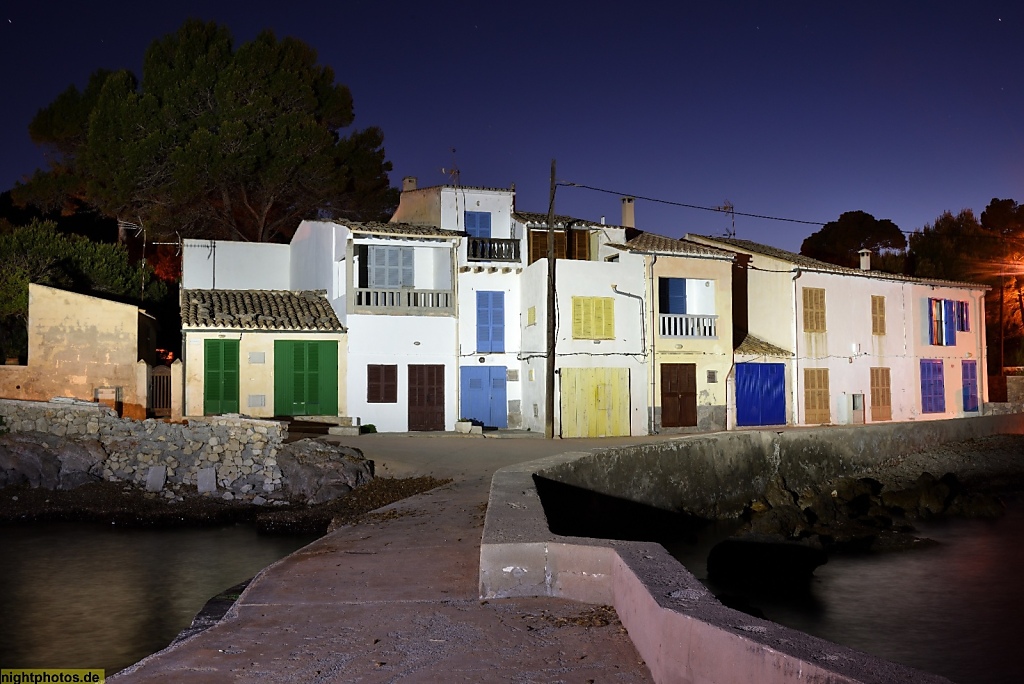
[659,313,717,338]
[467,237,520,262]
[354,287,454,314]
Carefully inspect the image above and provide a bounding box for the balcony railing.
[660,313,717,338]
[353,287,454,315]
[467,237,520,262]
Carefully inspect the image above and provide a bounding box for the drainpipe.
[792,269,802,424]
[649,255,658,434]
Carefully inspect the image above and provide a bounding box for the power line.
[558,181,827,226]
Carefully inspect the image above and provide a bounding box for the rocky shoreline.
[708,433,1024,588]
[0,475,450,535]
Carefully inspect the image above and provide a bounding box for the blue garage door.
[736,363,786,426]
[460,366,508,428]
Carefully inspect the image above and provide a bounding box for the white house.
[687,236,989,426]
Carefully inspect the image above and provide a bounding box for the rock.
[707,536,828,588]
[946,492,1005,518]
[276,439,375,505]
[748,504,809,538]
[145,465,167,492]
[0,432,103,490]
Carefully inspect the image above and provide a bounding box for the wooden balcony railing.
[467,237,520,262]
[660,313,717,338]
[353,288,454,315]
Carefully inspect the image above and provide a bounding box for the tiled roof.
[344,220,464,237]
[622,232,735,258]
[513,211,628,229]
[181,290,345,331]
[410,184,514,193]
[735,333,793,358]
[690,235,988,289]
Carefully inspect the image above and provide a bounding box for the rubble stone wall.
[0,398,287,500]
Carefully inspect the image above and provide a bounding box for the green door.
[204,339,240,415]
[274,340,339,416]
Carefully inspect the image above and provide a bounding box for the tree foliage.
[906,209,990,283]
[800,211,906,270]
[0,220,166,359]
[18,20,398,243]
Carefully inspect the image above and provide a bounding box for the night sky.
[3,1,1023,251]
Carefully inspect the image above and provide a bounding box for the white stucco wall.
[346,314,458,432]
[181,240,291,291]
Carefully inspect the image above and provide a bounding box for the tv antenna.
[441,147,460,186]
[716,200,735,237]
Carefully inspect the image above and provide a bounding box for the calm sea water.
[0,522,316,674]
[668,499,1024,684]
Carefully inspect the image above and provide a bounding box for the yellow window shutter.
[602,297,615,339]
[572,297,586,338]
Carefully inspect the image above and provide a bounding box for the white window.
[369,246,414,288]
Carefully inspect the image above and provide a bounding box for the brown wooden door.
[661,363,697,428]
[408,364,445,431]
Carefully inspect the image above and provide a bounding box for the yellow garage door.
[560,367,630,438]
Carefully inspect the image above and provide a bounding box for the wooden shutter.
[529,230,567,264]
[943,299,956,346]
[920,359,945,413]
[870,367,892,421]
[804,368,830,424]
[466,211,491,238]
[871,295,886,335]
[569,229,590,260]
[274,340,294,415]
[527,306,536,326]
[476,291,505,352]
[204,339,239,415]
[368,364,397,403]
[802,288,826,332]
[600,297,615,339]
[401,247,414,287]
[572,296,588,338]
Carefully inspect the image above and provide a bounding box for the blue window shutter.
[476,291,504,352]
[944,299,956,345]
[659,278,687,314]
[466,211,491,238]
[921,359,945,413]
[927,299,935,345]
[477,291,490,352]
[492,291,505,352]
[962,360,979,412]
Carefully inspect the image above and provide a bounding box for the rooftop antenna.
[716,200,735,237]
[441,147,460,186]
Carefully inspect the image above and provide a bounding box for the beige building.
[180,289,347,419]
[0,284,157,417]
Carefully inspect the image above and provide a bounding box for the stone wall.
[0,398,286,501]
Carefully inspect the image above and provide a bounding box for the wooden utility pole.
[545,160,557,439]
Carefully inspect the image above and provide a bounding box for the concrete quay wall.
[480,415,1024,684]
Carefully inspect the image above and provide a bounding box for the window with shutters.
[572,296,615,340]
[955,300,970,331]
[962,360,979,412]
[528,229,590,264]
[527,306,536,326]
[367,365,398,403]
[870,367,892,421]
[802,287,826,332]
[465,211,491,238]
[204,339,240,415]
[367,246,414,288]
[871,295,886,335]
[928,298,964,345]
[920,359,945,413]
[803,368,830,424]
[659,278,687,314]
[476,291,505,352]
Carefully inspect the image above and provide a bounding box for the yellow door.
[560,367,630,437]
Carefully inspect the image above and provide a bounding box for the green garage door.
[274,340,339,416]
[204,339,240,415]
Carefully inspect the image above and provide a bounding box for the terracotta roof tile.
[512,211,627,229]
[343,220,464,237]
[623,232,735,258]
[690,235,988,289]
[181,290,345,331]
[735,333,793,357]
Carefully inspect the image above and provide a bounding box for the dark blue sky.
[3,2,1023,251]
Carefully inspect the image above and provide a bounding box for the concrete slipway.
[114,418,1024,683]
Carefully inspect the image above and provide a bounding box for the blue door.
[921,359,945,413]
[736,363,786,426]
[460,366,508,428]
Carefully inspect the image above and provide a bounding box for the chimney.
[402,176,417,192]
[621,197,635,228]
[858,248,871,271]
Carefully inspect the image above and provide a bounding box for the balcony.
[467,237,520,262]
[660,313,717,338]
[353,287,454,315]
